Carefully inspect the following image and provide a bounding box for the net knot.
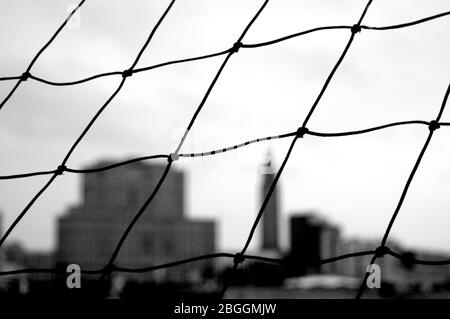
[296,126,309,139]
[122,69,133,78]
[351,24,361,34]
[56,165,67,175]
[233,253,245,265]
[230,41,242,54]
[375,245,391,257]
[168,153,179,163]
[103,263,116,275]
[21,72,30,81]
[428,120,440,132]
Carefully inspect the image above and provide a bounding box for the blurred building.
[286,213,340,276]
[407,250,450,292]
[336,239,377,279]
[320,222,340,274]
[57,160,215,283]
[0,242,29,294]
[260,151,279,253]
[25,252,55,282]
[335,238,450,294]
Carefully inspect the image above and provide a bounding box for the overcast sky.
[0,0,450,255]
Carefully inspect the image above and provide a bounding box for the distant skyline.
[1,0,450,254]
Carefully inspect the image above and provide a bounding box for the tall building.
[260,151,279,252]
[57,159,215,283]
[286,213,340,276]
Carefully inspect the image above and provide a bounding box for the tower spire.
[261,148,275,174]
[260,149,279,252]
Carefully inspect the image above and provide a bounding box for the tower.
[260,151,279,252]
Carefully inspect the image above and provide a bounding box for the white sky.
[0,0,450,254]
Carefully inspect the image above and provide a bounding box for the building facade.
[286,213,341,276]
[260,152,279,252]
[57,160,215,283]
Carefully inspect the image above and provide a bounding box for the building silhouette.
[286,214,340,276]
[57,159,215,283]
[260,151,279,252]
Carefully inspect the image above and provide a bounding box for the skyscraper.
[260,151,279,252]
